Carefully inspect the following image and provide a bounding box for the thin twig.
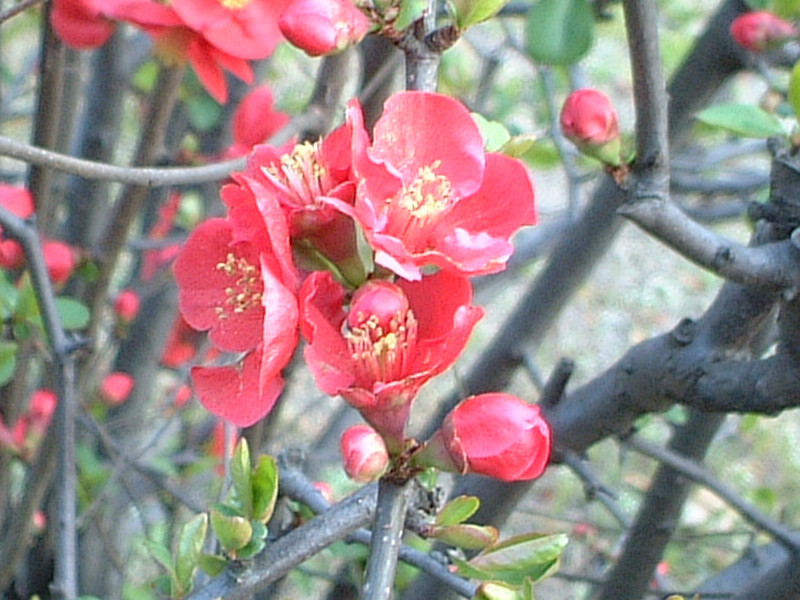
[0,0,43,23]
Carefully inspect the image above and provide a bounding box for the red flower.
[113,289,141,323]
[432,393,551,482]
[171,0,291,60]
[345,92,537,281]
[43,240,76,285]
[299,270,483,444]
[174,180,298,426]
[243,118,364,284]
[99,372,135,406]
[730,11,797,52]
[279,0,371,57]
[340,424,389,482]
[0,185,34,270]
[226,86,290,158]
[50,0,118,48]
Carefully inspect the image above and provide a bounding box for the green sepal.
[430,523,499,550]
[210,509,253,553]
[175,513,208,594]
[252,454,279,524]
[231,438,253,518]
[449,0,510,29]
[435,495,481,527]
[198,553,228,577]
[453,532,568,586]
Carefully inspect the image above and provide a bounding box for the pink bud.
[173,383,193,408]
[340,425,389,483]
[114,289,141,323]
[99,372,135,406]
[32,510,47,533]
[313,481,335,503]
[42,240,76,284]
[0,240,25,270]
[346,280,410,332]
[440,393,551,482]
[279,0,372,57]
[730,11,797,53]
[29,390,57,427]
[560,89,620,147]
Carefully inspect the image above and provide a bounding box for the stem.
[362,478,412,600]
[403,0,440,92]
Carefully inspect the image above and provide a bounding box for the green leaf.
[450,0,510,29]
[210,509,253,553]
[499,134,537,159]
[231,438,253,518]
[0,340,18,387]
[394,0,427,31]
[789,61,800,123]
[56,297,90,330]
[236,520,267,559]
[526,0,594,66]
[252,454,279,523]
[0,270,18,319]
[430,523,499,550]
[145,540,176,577]
[474,581,523,600]
[695,103,785,138]
[435,495,481,527]
[198,554,227,577]
[175,513,208,592]
[453,532,568,585]
[472,113,512,152]
[185,93,222,131]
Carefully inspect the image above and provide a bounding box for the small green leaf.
[789,61,800,123]
[252,454,279,523]
[394,0,427,31]
[210,509,253,553]
[185,93,222,131]
[695,103,785,138]
[231,438,253,518]
[474,581,523,600]
[145,540,176,577]
[236,521,268,559]
[175,513,208,592]
[500,134,537,159]
[453,532,568,585]
[472,113,512,152]
[0,340,18,387]
[0,270,18,319]
[450,0,510,29]
[198,553,228,577]
[435,495,481,527]
[56,297,90,330]
[430,523,499,550]
[526,0,594,66]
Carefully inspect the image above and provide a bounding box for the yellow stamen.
[217,0,250,10]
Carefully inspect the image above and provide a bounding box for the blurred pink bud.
[439,393,551,482]
[114,289,141,323]
[43,240,76,284]
[29,390,57,429]
[0,240,25,270]
[340,425,389,483]
[32,510,47,533]
[730,11,797,52]
[0,185,34,270]
[313,481,334,503]
[173,383,193,408]
[99,372,135,406]
[279,0,371,57]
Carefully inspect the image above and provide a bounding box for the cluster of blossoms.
[0,390,57,461]
[52,0,372,102]
[174,90,551,482]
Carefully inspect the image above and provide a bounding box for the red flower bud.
[114,289,141,323]
[730,11,797,53]
[439,393,550,482]
[29,390,57,426]
[99,372,135,406]
[340,425,389,483]
[279,0,371,57]
[561,89,620,147]
[0,240,25,270]
[43,240,76,284]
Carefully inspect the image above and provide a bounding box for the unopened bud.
[340,425,389,483]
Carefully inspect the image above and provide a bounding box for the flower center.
[214,252,263,319]
[344,306,418,386]
[263,141,331,208]
[217,0,250,9]
[387,161,455,249]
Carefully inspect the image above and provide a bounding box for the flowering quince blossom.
[99,372,136,406]
[340,424,390,483]
[50,0,127,48]
[341,92,537,281]
[0,185,34,270]
[560,88,621,166]
[730,11,798,53]
[279,0,372,57]
[243,118,366,285]
[42,240,77,285]
[173,179,298,427]
[225,86,290,158]
[299,270,484,445]
[419,393,551,482]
